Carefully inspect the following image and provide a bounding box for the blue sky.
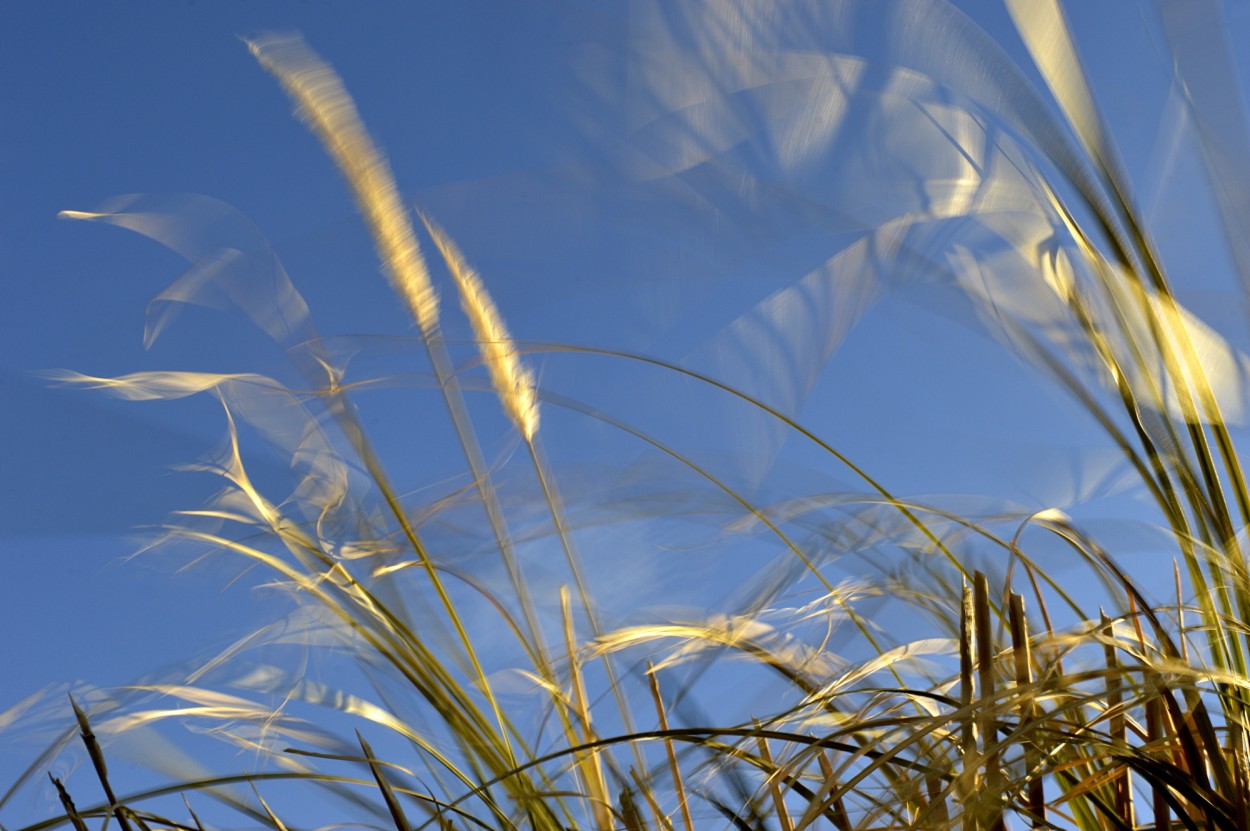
[2,1,587,695]
[4,1,1250,827]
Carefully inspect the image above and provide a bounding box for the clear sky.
[4,1,1250,827]
[3,1,595,699]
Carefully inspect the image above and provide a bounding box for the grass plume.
[419,210,539,442]
[245,33,438,335]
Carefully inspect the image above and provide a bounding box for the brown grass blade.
[249,782,291,831]
[1146,677,1171,831]
[48,775,90,831]
[70,696,133,831]
[182,795,205,831]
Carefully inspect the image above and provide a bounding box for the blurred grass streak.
[11,1,1250,829]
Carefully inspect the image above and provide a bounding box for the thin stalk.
[752,724,793,831]
[1146,676,1171,831]
[562,588,612,831]
[423,327,552,671]
[1100,610,1131,826]
[973,573,1004,831]
[48,777,89,831]
[648,666,695,831]
[520,343,959,568]
[629,766,673,831]
[70,697,134,831]
[525,433,647,779]
[960,580,979,831]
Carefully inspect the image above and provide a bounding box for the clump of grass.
[14,4,1250,831]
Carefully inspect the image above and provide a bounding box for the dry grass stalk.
[1100,610,1133,826]
[562,588,611,831]
[1008,592,1045,828]
[70,697,134,831]
[627,767,672,831]
[647,665,695,831]
[48,776,89,831]
[959,580,979,831]
[816,753,852,831]
[972,573,1004,831]
[753,725,793,831]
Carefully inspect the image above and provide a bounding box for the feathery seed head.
[420,212,540,442]
[246,33,439,335]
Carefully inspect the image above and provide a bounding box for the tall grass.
[11,2,1250,829]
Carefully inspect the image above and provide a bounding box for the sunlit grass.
[11,3,1250,830]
